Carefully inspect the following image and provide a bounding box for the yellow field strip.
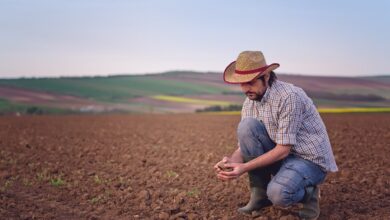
[152,95,232,106]
[152,95,390,113]
[200,107,390,115]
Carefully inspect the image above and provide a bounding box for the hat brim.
[223,62,280,84]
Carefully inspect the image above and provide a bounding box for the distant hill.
[0,72,389,114]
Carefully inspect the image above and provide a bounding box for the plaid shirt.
[241,80,338,172]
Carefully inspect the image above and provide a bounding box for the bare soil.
[0,113,389,219]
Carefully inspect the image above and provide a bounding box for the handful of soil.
[217,161,233,172]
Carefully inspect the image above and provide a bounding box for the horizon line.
[0,70,389,80]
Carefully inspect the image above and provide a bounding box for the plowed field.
[0,114,389,219]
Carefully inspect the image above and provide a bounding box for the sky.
[0,0,389,78]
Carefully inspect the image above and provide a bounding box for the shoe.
[299,185,320,220]
[237,156,272,214]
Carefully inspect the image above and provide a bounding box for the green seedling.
[22,178,32,186]
[36,170,50,182]
[4,179,13,188]
[0,179,14,192]
[90,195,103,204]
[94,175,102,184]
[166,170,179,178]
[187,188,200,197]
[50,177,65,187]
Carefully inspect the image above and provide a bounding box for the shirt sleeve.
[275,92,304,145]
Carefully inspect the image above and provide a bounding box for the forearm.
[230,147,243,163]
[242,144,291,172]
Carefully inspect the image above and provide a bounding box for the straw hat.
[223,51,280,84]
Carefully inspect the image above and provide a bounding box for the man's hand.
[216,162,246,180]
[213,156,230,173]
[214,148,245,180]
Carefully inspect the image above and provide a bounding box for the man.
[214,51,338,219]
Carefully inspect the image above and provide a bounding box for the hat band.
[235,65,269,75]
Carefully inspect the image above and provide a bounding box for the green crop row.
[0,75,230,103]
[0,99,72,115]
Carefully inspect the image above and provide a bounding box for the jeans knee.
[237,118,264,140]
[267,181,291,207]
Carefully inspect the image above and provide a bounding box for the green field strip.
[0,98,72,114]
[0,76,232,103]
[0,78,143,101]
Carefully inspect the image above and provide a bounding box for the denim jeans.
[237,118,326,207]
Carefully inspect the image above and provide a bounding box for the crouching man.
[214,51,338,219]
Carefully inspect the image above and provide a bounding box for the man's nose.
[241,83,250,92]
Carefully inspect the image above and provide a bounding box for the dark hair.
[258,71,277,87]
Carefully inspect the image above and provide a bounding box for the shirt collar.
[262,80,280,104]
[252,87,270,105]
[252,80,277,105]
[260,86,271,104]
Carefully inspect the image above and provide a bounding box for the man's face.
[240,76,268,101]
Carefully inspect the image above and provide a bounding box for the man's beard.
[245,92,264,101]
